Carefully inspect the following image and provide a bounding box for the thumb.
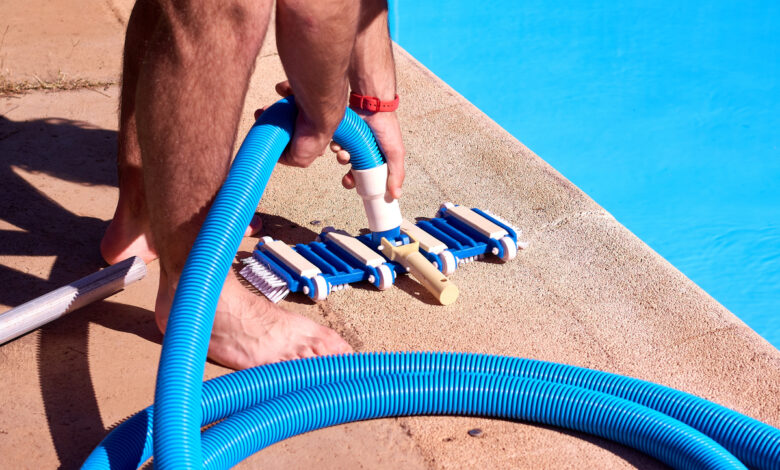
[385,153,405,199]
[275,80,294,97]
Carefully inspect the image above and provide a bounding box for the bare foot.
[100,194,158,265]
[243,213,263,237]
[155,269,353,369]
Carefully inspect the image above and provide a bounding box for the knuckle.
[296,158,313,168]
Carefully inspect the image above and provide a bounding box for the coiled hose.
[83,97,780,469]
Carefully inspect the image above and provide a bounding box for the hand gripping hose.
[83,98,780,469]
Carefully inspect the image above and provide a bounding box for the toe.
[244,213,263,237]
[321,328,353,355]
[296,342,318,360]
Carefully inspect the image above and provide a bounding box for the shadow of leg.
[36,300,160,468]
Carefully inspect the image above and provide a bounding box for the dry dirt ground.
[1,1,778,469]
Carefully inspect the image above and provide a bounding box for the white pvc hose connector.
[0,256,147,344]
[352,164,402,232]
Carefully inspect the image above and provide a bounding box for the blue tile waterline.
[390,1,779,348]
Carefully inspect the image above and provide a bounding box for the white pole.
[0,256,147,344]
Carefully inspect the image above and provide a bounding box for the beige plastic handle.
[380,238,459,305]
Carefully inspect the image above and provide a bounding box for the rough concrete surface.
[0,0,130,83]
[1,2,778,469]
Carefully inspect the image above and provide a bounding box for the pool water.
[390,1,779,348]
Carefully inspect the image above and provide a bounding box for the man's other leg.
[135,0,352,369]
[101,0,161,265]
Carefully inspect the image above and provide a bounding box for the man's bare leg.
[135,0,352,369]
[100,0,160,265]
[101,1,263,266]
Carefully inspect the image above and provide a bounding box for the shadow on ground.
[0,115,115,302]
[36,301,161,468]
[0,115,154,467]
[534,423,668,469]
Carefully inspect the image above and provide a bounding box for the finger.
[383,141,405,199]
[330,142,342,153]
[277,147,293,166]
[277,113,332,167]
[386,160,405,199]
[275,80,294,97]
[336,149,351,165]
[278,146,309,167]
[341,171,356,190]
[279,137,327,168]
[253,107,266,120]
[279,148,322,168]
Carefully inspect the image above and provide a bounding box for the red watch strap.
[349,92,399,112]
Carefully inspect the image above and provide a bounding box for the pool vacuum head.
[240,202,527,305]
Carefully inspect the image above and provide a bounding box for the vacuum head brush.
[240,203,526,305]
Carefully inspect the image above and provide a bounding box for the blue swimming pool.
[390,1,779,348]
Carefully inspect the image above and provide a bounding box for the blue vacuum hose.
[83,98,780,469]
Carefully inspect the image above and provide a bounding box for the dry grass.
[0,72,114,97]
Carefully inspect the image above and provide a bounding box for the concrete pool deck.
[1,1,778,468]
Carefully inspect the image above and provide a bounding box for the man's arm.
[275,0,360,168]
[342,0,405,199]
